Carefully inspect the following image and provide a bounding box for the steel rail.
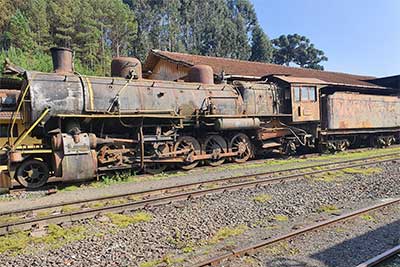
[9,145,400,191]
[193,198,400,267]
[3,151,399,217]
[0,154,398,236]
[356,245,400,267]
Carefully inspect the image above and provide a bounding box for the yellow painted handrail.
[12,108,50,149]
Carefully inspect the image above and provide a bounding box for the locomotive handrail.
[107,75,135,113]
[9,78,32,145]
[12,107,50,149]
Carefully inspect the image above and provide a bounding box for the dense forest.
[0,0,328,76]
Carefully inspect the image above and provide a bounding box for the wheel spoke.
[16,160,49,189]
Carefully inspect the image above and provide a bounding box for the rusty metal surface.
[50,47,74,74]
[0,170,11,189]
[291,85,320,122]
[215,118,260,130]
[187,65,214,84]
[60,151,97,181]
[0,78,22,90]
[324,92,400,129]
[26,71,243,122]
[356,244,400,267]
[54,133,97,180]
[82,76,243,116]
[235,81,282,115]
[111,57,142,79]
[257,128,291,140]
[27,72,84,122]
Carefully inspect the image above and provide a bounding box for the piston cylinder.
[215,118,261,130]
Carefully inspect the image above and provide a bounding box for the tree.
[103,0,137,57]
[4,10,35,51]
[25,0,51,50]
[74,0,101,69]
[272,34,328,70]
[48,0,78,48]
[129,0,259,61]
[249,24,273,63]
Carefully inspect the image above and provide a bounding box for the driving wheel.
[174,136,201,170]
[16,159,49,189]
[203,135,227,167]
[229,133,252,163]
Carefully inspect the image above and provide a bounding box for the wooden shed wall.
[148,59,190,81]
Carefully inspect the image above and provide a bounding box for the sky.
[251,0,400,77]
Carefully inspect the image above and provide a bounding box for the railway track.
[356,245,400,267]
[0,152,399,236]
[8,145,400,194]
[193,198,400,267]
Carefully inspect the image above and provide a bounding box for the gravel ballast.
[0,160,399,267]
[227,204,400,267]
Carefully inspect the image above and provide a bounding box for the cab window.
[293,86,317,102]
[294,87,301,102]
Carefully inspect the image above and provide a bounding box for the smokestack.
[50,47,74,74]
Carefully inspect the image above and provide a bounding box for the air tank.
[111,57,142,79]
[188,65,214,84]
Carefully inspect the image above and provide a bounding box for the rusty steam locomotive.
[0,47,399,189]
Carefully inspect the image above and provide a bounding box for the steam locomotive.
[0,47,398,189]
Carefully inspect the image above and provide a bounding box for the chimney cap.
[50,47,73,52]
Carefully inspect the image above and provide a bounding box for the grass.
[273,214,289,222]
[88,201,106,209]
[360,214,377,222]
[106,211,152,228]
[214,146,400,173]
[128,195,142,201]
[90,170,186,190]
[0,224,88,255]
[264,241,300,256]
[243,256,258,266]
[252,194,272,203]
[0,215,20,224]
[61,205,80,214]
[182,246,194,253]
[264,224,281,230]
[36,210,53,218]
[209,225,247,244]
[317,204,341,214]
[0,231,30,254]
[59,185,80,192]
[107,198,128,206]
[342,167,382,175]
[48,146,399,195]
[139,255,184,267]
[310,171,344,182]
[34,224,87,249]
[334,227,347,233]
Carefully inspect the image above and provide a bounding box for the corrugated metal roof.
[144,50,384,88]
